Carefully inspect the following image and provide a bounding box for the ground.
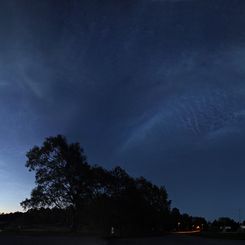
[108,235,245,245]
[0,235,105,245]
[0,234,245,245]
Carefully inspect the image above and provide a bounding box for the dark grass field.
[108,235,245,245]
[199,232,245,240]
[0,234,106,245]
[1,234,245,245]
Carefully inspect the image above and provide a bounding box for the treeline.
[1,135,241,236]
[1,210,243,235]
[19,135,173,235]
[0,208,208,235]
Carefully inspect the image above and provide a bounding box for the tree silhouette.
[20,135,92,230]
[21,135,172,234]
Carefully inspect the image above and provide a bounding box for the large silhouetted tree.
[20,135,92,230]
[21,135,172,234]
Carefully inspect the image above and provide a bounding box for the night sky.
[0,0,245,221]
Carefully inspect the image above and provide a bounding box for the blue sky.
[0,0,245,220]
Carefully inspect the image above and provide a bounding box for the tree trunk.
[71,206,79,232]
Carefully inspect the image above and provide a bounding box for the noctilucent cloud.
[0,0,245,220]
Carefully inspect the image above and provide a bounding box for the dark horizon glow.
[0,0,245,221]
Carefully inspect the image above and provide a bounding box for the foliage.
[211,217,240,232]
[21,135,92,210]
[21,135,171,234]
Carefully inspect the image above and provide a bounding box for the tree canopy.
[21,135,172,234]
[21,135,92,210]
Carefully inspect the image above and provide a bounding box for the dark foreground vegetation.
[0,208,209,236]
[0,135,207,236]
[18,135,172,235]
[1,135,244,239]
